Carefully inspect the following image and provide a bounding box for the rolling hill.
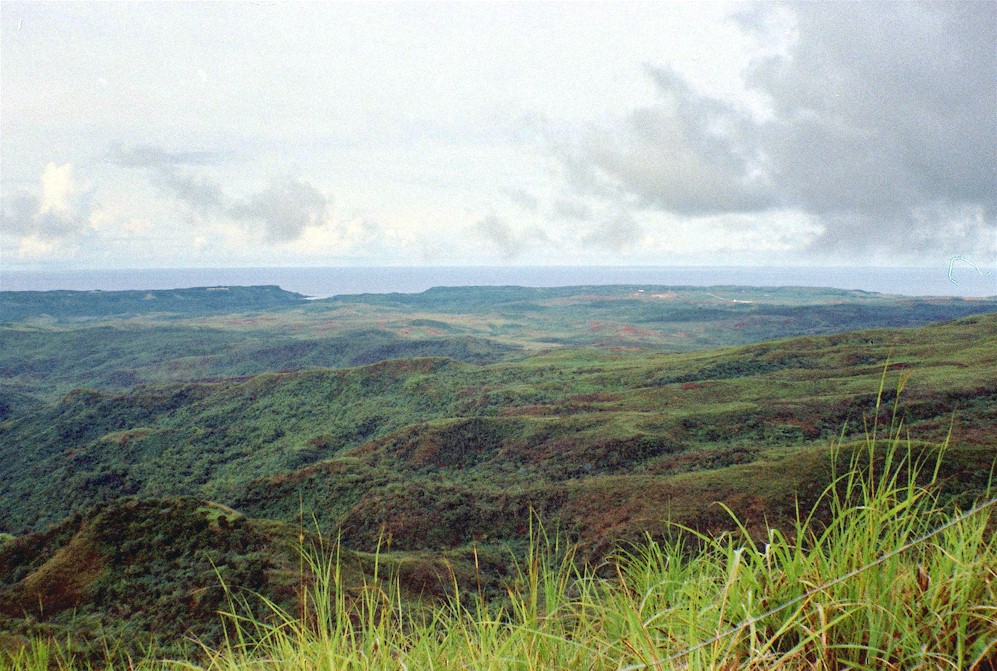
[0,285,994,660]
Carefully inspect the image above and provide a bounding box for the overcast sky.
[2,1,995,270]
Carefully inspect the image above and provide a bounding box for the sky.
[1,1,995,270]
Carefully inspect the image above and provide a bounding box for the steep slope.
[0,497,509,662]
[0,497,306,658]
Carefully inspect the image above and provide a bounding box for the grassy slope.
[6,430,996,670]
[0,497,459,661]
[0,498,298,654]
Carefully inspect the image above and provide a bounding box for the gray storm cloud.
[582,213,645,253]
[507,189,541,213]
[0,170,95,241]
[0,192,42,235]
[112,145,330,242]
[229,178,328,242]
[558,2,996,258]
[564,68,772,216]
[552,198,594,221]
[746,1,996,254]
[473,215,551,261]
[111,145,228,214]
[473,215,521,260]
[156,171,228,215]
[0,190,94,239]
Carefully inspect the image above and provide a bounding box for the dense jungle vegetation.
[1,284,994,667]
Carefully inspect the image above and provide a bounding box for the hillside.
[3,284,994,409]
[0,285,305,322]
[0,497,445,661]
[0,286,994,660]
[2,313,994,538]
[0,498,302,657]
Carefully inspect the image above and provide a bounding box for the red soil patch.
[620,325,658,337]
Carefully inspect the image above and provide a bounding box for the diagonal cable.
[621,494,997,671]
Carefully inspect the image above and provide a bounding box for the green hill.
[0,498,299,656]
[2,313,994,539]
[0,285,305,322]
[0,285,994,662]
[3,284,994,410]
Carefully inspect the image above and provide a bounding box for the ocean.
[1,265,995,298]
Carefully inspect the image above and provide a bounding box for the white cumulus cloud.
[1,162,95,240]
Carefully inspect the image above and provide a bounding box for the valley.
[1,284,995,662]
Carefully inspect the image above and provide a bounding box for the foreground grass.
[7,388,996,670]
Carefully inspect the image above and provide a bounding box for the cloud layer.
[1,163,94,240]
[3,3,993,269]
[472,215,553,261]
[229,178,327,242]
[111,145,330,242]
[555,2,996,260]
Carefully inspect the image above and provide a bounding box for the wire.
[621,494,997,671]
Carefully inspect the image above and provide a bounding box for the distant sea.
[1,266,995,298]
